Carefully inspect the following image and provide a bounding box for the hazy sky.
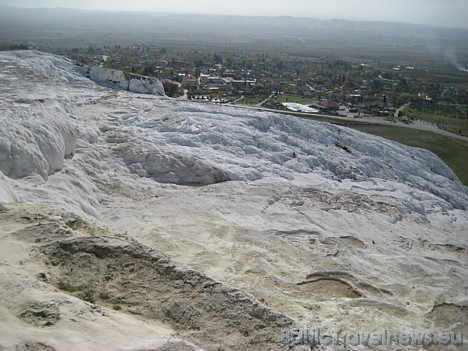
[1,0,467,29]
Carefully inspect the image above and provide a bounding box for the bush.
[335,141,352,153]
[57,281,81,293]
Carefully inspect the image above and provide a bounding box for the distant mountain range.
[1,6,467,65]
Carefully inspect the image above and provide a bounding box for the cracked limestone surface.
[0,50,467,350]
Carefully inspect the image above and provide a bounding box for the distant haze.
[1,0,467,30]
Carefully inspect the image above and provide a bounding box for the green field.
[273,94,313,105]
[405,103,468,137]
[235,96,268,105]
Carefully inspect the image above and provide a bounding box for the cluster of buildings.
[65,45,460,118]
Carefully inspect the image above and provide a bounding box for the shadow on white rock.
[0,101,77,180]
[113,142,231,186]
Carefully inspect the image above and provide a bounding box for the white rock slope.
[0,51,467,351]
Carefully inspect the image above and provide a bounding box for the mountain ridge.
[1,5,468,31]
[2,6,467,69]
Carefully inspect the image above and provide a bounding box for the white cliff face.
[0,51,467,351]
[83,66,165,95]
[88,66,129,90]
[0,100,78,180]
[129,77,165,95]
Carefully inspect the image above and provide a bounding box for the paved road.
[394,103,411,118]
[232,95,245,104]
[255,92,276,106]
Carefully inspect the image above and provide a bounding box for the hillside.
[0,51,467,351]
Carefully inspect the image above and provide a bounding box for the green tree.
[213,53,223,64]
[163,81,180,97]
